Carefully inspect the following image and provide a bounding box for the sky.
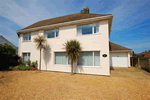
[0,0,150,53]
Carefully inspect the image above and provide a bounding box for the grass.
[0,67,150,100]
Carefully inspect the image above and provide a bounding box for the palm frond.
[34,35,46,50]
[64,39,82,62]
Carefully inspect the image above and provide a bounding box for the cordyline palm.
[34,35,46,72]
[64,40,82,75]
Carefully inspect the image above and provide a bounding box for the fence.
[130,57,150,72]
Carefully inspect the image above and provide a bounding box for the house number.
[103,54,107,57]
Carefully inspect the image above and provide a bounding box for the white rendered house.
[17,7,132,76]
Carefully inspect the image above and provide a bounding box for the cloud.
[0,0,52,27]
[108,0,150,31]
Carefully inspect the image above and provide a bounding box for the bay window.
[77,23,99,35]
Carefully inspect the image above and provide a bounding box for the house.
[0,35,18,54]
[17,7,132,76]
[140,51,150,57]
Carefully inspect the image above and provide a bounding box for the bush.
[31,67,38,70]
[26,60,31,66]
[31,61,38,68]
[0,43,20,70]
[8,66,17,70]
[18,64,31,70]
[8,66,13,70]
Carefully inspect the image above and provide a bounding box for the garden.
[0,43,38,71]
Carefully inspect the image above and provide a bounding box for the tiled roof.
[109,42,132,51]
[21,13,112,30]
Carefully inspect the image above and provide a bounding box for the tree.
[0,43,19,70]
[132,51,136,56]
[64,40,82,75]
[34,35,46,72]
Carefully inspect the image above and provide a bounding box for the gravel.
[0,68,150,100]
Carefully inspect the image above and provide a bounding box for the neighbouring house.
[17,7,132,76]
[140,51,150,57]
[0,35,18,54]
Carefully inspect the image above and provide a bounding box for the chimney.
[82,6,89,14]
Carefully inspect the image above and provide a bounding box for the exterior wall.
[19,20,110,76]
[110,51,131,67]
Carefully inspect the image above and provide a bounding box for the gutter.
[17,15,113,34]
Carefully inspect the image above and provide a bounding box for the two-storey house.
[17,7,132,76]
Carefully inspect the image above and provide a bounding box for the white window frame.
[54,51,100,68]
[54,52,71,66]
[77,22,99,36]
[44,29,59,39]
[23,33,31,41]
[22,52,30,64]
[77,51,100,68]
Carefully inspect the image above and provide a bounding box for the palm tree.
[34,35,46,72]
[64,40,82,75]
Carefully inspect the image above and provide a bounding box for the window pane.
[29,33,31,40]
[28,53,30,61]
[55,53,68,65]
[55,53,62,64]
[23,53,30,64]
[56,31,59,37]
[45,30,55,38]
[47,32,55,38]
[78,52,93,66]
[82,26,92,35]
[23,34,27,41]
[62,53,67,65]
[94,26,99,33]
[77,27,82,35]
[23,53,27,63]
[94,52,100,66]
[23,33,31,41]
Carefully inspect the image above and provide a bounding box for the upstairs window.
[77,23,99,35]
[23,33,31,41]
[45,29,59,38]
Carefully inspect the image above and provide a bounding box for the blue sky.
[0,0,150,53]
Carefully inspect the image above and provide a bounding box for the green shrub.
[18,64,32,70]
[8,66,13,70]
[31,61,38,68]
[26,60,31,66]
[0,43,18,70]
[8,66,17,70]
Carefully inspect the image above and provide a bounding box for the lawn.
[0,67,150,100]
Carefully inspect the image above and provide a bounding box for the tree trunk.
[71,60,73,75]
[39,48,41,72]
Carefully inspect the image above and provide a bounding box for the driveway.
[111,67,150,79]
[0,67,150,100]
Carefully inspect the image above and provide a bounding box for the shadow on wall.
[110,56,113,70]
[43,44,51,70]
[73,63,84,73]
